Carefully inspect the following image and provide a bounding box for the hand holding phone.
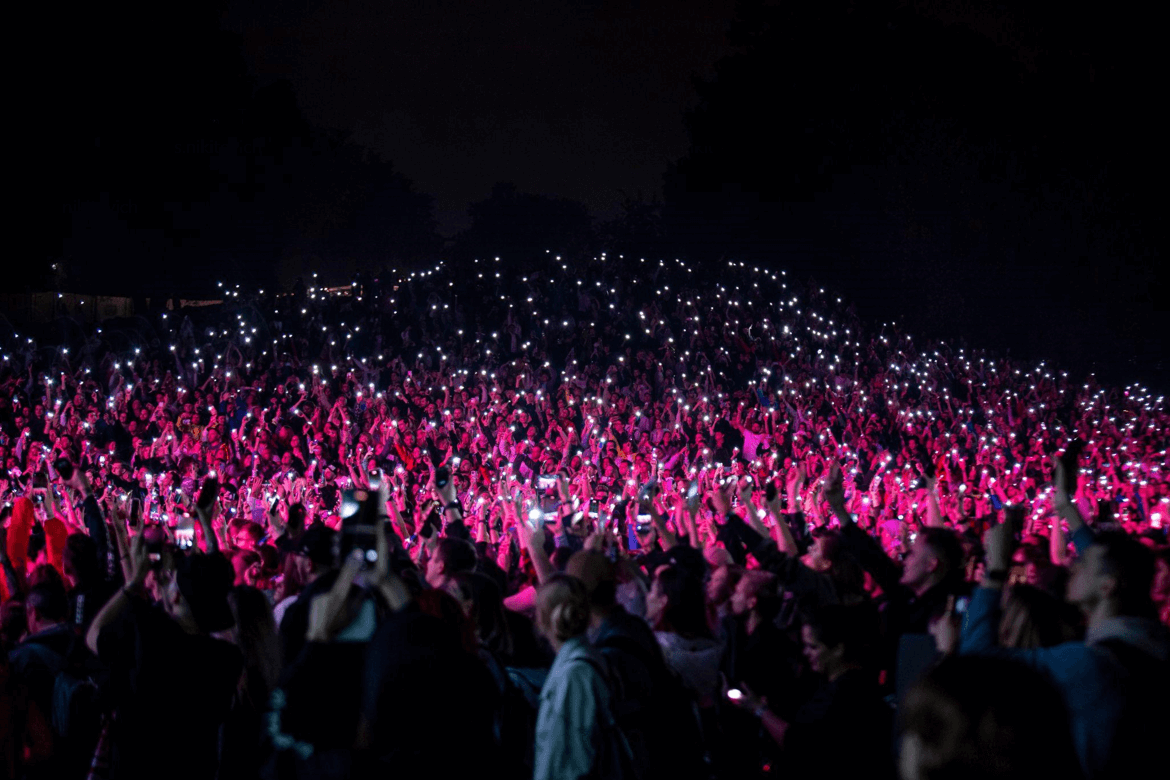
[196,474,219,516]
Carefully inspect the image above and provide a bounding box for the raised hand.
[823,462,845,508]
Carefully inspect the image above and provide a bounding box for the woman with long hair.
[646,565,724,708]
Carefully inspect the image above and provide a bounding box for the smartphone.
[142,524,168,564]
[588,499,600,518]
[765,481,777,503]
[686,480,700,512]
[175,515,196,549]
[727,688,744,701]
[627,522,640,551]
[338,488,379,566]
[434,466,451,490]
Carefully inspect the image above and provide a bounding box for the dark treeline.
[11,1,1165,385]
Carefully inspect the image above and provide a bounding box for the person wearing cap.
[277,523,338,662]
[84,530,242,780]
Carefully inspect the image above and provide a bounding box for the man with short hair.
[961,460,1170,779]
[10,578,99,778]
[425,537,478,590]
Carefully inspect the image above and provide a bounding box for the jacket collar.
[1086,616,1170,661]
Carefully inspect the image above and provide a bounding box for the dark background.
[10,1,1166,386]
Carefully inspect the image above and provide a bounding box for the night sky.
[12,0,1167,385]
[223,0,739,236]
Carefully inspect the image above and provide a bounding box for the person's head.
[647,565,710,638]
[164,552,236,634]
[292,524,336,582]
[446,571,513,659]
[801,604,874,680]
[899,656,1081,780]
[425,537,477,589]
[25,578,69,634]
[706,563,742,608]
[286,502,307,535]
[729,568,780,622]
[63,532,100,588]
[232,521,264,552]
[1066,531,1157,620]
[565,550,618,614]
[807,527,842,568]
[231,549,261,586]
[535,573,591,650]
[415,587,478,655]
[901,527,964,596]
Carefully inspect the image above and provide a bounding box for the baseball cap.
[297,523,337,566]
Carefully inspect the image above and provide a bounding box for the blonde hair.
[537,574,591,642]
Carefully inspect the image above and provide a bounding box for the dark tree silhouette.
[449,183,595,268]
[662,0,1164,382]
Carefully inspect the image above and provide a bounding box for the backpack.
[495,664,546,775]
[597,635,714,780]
[21,640,101,745]
[571,656,641,780]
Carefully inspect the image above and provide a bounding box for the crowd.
[1,253,1167,780]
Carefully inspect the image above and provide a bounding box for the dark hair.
[416,587,478,654]
[900,656,1081,780]
[804,603,877,664]
[921,526,964,585]
[999,585,1079,649]
[741,570,783,621]
[1094,531,1157,618]
[653,565,711,638]
[27,578,69,624]
[565,550,617,608]
[810,526,842,561]
[64,533,100,586]
[435,538,478,577]
[449,571,514,660]
[287,502,307,532]
[28,563,65,591]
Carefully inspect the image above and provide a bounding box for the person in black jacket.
[726,603,894,779]
[720,569,803,777]
[8,578,102,780]
[85,536,242,780]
